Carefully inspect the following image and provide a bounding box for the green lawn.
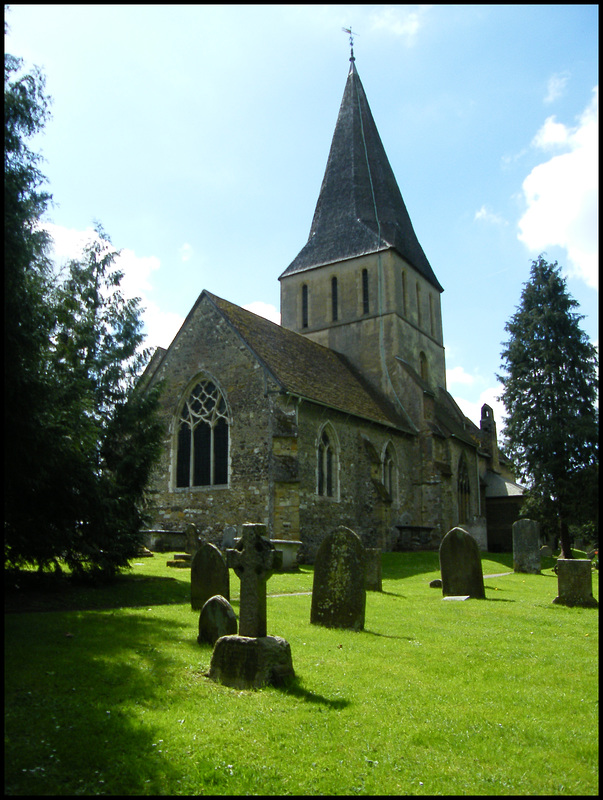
[4,551,599,795]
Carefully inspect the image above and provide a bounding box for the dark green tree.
[498,255,598,558]
[4,41,164,577]
[4,48,57,566]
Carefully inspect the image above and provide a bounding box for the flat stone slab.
[208,634,294,689]
[442,595,470,601]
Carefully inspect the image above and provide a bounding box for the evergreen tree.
[498,255,598,558]
[4,42,164,577]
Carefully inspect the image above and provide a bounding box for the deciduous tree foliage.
[4,47,164,578]
[498,256,598,558]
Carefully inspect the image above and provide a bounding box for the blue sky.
[5,4,598,431]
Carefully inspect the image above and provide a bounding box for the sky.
[5,4,598,433]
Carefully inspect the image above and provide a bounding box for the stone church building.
[141,56,523,561]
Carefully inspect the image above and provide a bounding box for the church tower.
[279,55,446,423]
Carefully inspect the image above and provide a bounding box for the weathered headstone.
[191,542,230,611]
[540,544,553,559]
[197,595,238,645]
[226,523,282,637]
[439,527,486,599]
[209,635,294,689]
[513,518,541,574]
[221,525,238,551]
[364,548,382,591]
[208,523,293,689]
[552,559,598,608]
[310,526,366,630]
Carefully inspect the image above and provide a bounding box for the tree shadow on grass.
[5,608,192,795]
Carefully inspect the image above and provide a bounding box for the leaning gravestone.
[311,526,366,630]
[197,595,238,645]
[439,527,486,599]
[208,523,293,689]
[191,542,230,611]
[513,518,541,574]
[552,559,598,608]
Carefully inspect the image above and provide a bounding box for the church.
[140,53,523,561]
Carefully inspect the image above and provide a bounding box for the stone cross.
[227,523,282,637]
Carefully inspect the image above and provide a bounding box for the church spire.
[280,57,442,292]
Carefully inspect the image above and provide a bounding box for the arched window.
[457,455,470,524]
[383,443,397,500]
[416,282,422,328]
[419,351,428,383]
[317,426,339,498]
[176,379,230,488]
[301,284,308,328]
[331,276,339,322]
[362,268,369,315]
[401,270,407,315]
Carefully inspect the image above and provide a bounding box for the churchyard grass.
[5,551,598,795]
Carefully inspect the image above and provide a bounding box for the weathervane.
[342,26,358,62]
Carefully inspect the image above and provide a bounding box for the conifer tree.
[498,255,598,558]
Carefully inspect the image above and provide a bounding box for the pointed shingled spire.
[280,63,443,292]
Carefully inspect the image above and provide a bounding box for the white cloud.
[179,243,193,262]
[474,205,508,226]
[243,301,281,325]
[544,72,570,104]
[141,301,184,351]
[369,6,429,44]
[518,87,598,289]
[447,366,476,387]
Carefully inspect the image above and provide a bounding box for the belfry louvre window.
[362,268,369,314]
[176,380,230,488]
[302,284,308,328]
[331,276,339,321]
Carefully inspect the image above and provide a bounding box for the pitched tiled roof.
[280,61,443,293]
[205,292,415,432]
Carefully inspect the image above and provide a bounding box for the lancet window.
[457,455,471,524]
[317,426,339,499]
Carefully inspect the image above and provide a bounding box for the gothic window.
[302,284,308,328]
[317,426,339,499]
[416,282,422,328]
[457,455,470,524]
[362,268,369,315]
[331,276,339,322]
[401,270,407,315]
[383,443,397,500]
[176,379,230,488]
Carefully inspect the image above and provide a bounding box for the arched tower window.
[301,284,309,328]
[401,270,407,315]
[457,455,470,524]
[317,425,339,499]
[419,351,428,383]
[176,378,230,488]
[429,294,436,337]
[331,276,339,322]
[362,268,369,315]
[416,282,422,328]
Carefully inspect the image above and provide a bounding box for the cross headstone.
[311,525,366,630]
[227,523,282,637]
[191,542,230,611]
[513,518,541,574]
[439,527,486,599]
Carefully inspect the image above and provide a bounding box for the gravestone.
[208,523,293,689]
[197,595,238,645]
[439,527,485,599]
[227,523,282,637]
[311,526,366,630]
[552,559,598,608]
[365,548,382,591]
[185,522,202,556]
[221,525,237,551]
[513,518,541,574]
[191,542,230,611]
[209,635,293,689]
[540,544,553,559]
